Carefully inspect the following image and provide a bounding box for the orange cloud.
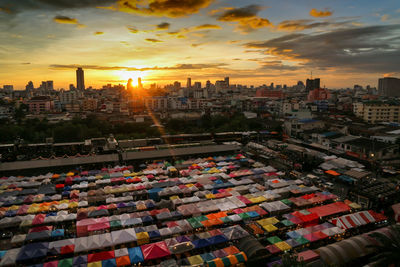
[145,38,163,43]
[94,31,104,35]
[53,16,85,27]
[193,24,221,30]
[100,0,214,18]
[309,8,332,17]
[216,5,272,33]
[127,26,139,33]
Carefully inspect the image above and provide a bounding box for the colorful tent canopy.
[141,241,171,260]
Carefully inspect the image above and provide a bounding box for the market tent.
[141,241,171,260]
[297,250,320,263]
[16,242,49,263]
[128,247,144,264]
[111,229,137,245]
[0,248,21,267]
[221,225,249,240]
[237,236,268,258]
[87,251,115,263]
[307,202,350,218]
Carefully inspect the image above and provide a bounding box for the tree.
[367,224,400,267]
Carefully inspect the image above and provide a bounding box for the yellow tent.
[136,232,150,245]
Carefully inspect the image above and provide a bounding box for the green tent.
[280,219,294,226]
[267,236,282,244]
[58,258,73,267]
[220,217,232,224]
[295,236,310,245]
[238,213,250,220]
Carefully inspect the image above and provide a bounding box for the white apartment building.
[353,102,400,123]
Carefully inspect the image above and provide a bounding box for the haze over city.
[1,0,400,89]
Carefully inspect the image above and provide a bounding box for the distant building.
[76,67,85,91]
[255,89,285,99]
[306,78,320,91]
[307,88,330,101]
[27,96,54,114]
[224,77,229,87]
[138,77,143,89]
[25,81,34,91]
[186,78,191,88]
[194,82,201,89]
[3,85,13,91]
[378,77,400,97]
[173,81,181,90]
[353,102,400,123]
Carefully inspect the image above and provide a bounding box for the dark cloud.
[216,5,272,33]
[49,63,227,71]
[104,0,214,18]
[53,15,81,25]
[310,8,333,18]
[156,22,170,30]
[244,25,400,73]
[145,38,163,43]
[0,0,115,14]
[259,60,301,71]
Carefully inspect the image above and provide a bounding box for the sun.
[114,70,144,86]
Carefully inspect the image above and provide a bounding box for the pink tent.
[141,241,171,260]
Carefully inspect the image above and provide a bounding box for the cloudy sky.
[0,0,399,89]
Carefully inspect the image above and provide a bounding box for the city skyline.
[1,0,400,89]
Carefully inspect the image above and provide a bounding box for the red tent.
[60,245,75,255]
[32,214,46,225]
[297,250,320,262]
[141,241,171,260]
[308,202,350,218]
[299,213,319,227]
[88,251,115,262]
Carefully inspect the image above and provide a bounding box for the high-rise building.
[378,77,400,97]
[25,81,34,91]
[127,78,133,91]
[206,80,211,90]
[173,81,181,90]
[69,84,75,90]
[138,77,143,89]
[186,78,191,88]
[224,77,229,87]
[46,81,54,91]
[306,78,320,91]
[76,67,85,91]
[3,85,13,91]
[194,82,201,89]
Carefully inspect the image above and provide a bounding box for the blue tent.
[200,252,215,262]
[148,230,161,239]
[141,216,153,223]
[16,242,49,263]
[51,229,65,238]
[102,258,117,267]
[286,231,301,239]
[247,211,260,218]
[207,235,228,245]
[128,247,144,264]
[192,238,212,249]
[73,255,87,265]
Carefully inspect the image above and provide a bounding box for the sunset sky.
[0,0,399,89]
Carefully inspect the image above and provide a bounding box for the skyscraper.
[224,77,229,87]
[138,77,143,89]
[76,67,85,91]
[187,78,191,88]
[306,78,320,91]
[378,77,400,97]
